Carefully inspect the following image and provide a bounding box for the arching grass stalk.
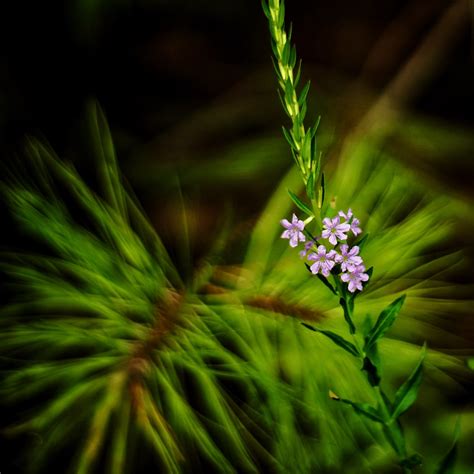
[262,1,431,472]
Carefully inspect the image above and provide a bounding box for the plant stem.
[338,297,411,472]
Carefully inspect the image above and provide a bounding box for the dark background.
[1,0,472,157]
[2,0,472,256]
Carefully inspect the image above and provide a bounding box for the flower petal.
[349,246,359,256]
[310,262,321,274]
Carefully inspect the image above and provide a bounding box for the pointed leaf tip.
[288,190,313,216]
[390,343,426,420]
[329,390,339,400]
[365,294,406,350]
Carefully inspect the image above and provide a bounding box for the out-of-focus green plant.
[1,103,291,473]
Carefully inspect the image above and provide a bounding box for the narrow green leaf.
[271,41,279,62]
[287,190,313,216]
[316,274,337,295]
[390,344,426,420]
[365,337,381,369]
[284,76,293,102]
[312,115,321,137]
[289,45,297,68]
[317,173,325,209]
[287,22,293,41]
[281,126,295,150]
[314,151,322,183]
[305,172,315,201]
[310,134,317,167]
[277,0,285,28]
[301,323,360,357]
[261,0,270,19]
[380,388,393,412]
[435,418,461,474]
[300,101,307,122]
[382,419,406,457]
[340,297,356,334]
[362,356,380,387]
[291,120,301,142]
[89,102,128,222]
[271,57,282,81]
[305,264,338,294]
[290,148,299,167]
[302,130,312,161]
[365,294,406,349]
[282,41,290,66]
[336,398,384,423]
[294,59,302,87]
[298,81,311,108]
[277,89,290,116]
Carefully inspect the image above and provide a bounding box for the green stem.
[338,298,411,472]
[374,384,410,472]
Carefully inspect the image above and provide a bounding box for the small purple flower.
[350,217,362,236]
[341,264,369,293]
[321,216,350,245]
[308,245,337,277]
[280,213,306,248]
[338,208,353,221]
[335,244,363,272]
[299,240,316,258]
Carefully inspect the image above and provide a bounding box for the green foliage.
[335,397,384,424]
[301,323,360,357]
[390,345,426,421]
[365,295,407,351]
[339,295,356,335]
[2,104,290,473]
[435,419,461,474]
[401,454,423,470]
[361,295,407,386]
[287,189,313,217]
[262,0,321,195]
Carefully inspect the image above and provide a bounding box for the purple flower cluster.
[280,208,369,293]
